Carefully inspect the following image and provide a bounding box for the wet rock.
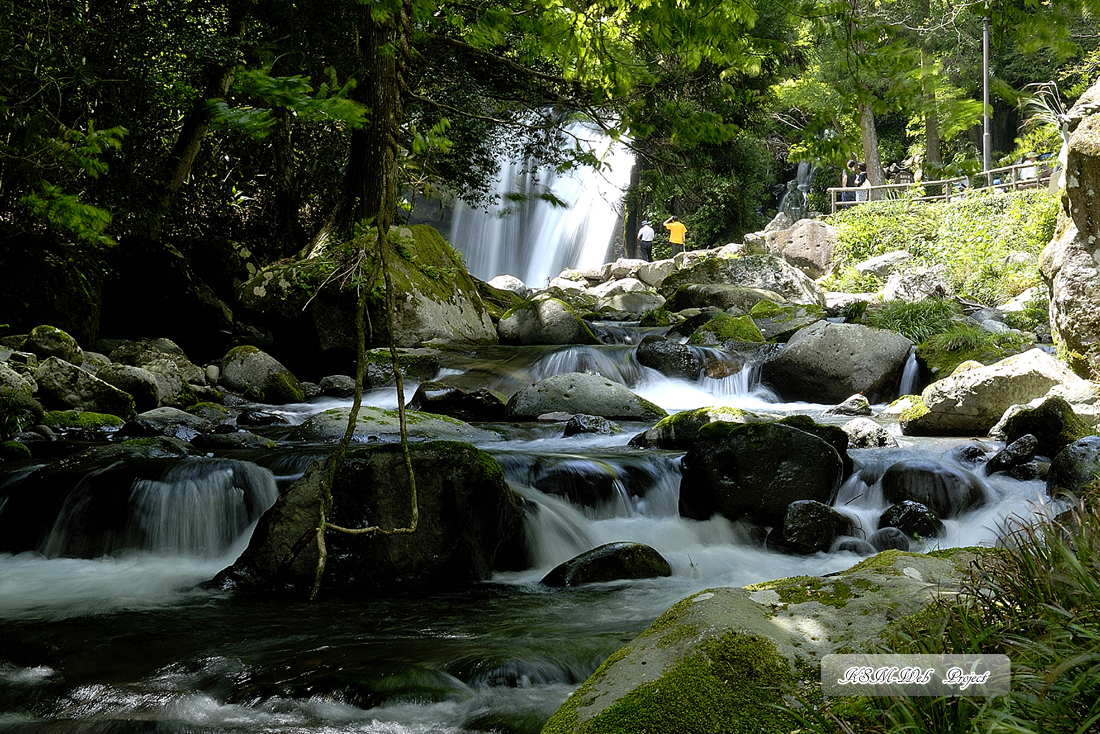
[504,373,666,421]
[540,542,672,586]
[291,407,502,444]
[563,414,621,437]
[95,364,161,412]
[220,346,304,404]
[319,374,356,397]
[842,417,898,449]
[635,335,701,380]
[747,300,825,342]
[759,321,913,404]
[407,381,507,422]
[881,459,988,518]
[776,415,854,479]
[868,527,911,552]
[992,396,1092,459]
[832,538,877,555]
[878,501,944,539]
[1046,435,1100,499]
[680,423,843,526]
[120,407,217,442]
[985,434,1039,476]
[822,393,872,417]
[34,357,136,418]
[237,409,290,427]
[628,406,765,450]
[215,442,528,594]
[774,500,853,555]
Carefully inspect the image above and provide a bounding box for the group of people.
[635,215,686,262]
[840,159,868,203]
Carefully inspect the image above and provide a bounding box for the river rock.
[747,300,825,341]
[766,219,836,278]
[1039,79,1100,375]
[0,361,36,397]
[563,414,621,437]
[487,274,529,298]
[660,253,824,307]
[636,259,676,287]
[867,526,911,552]
[635,335,701,380]
[984,434,1039,476]
[504,373,666,421]
[590,277,647,299]
[628,406,765,450]
[318,374,356,397]
[904,349,1089,435]
[679,423,843,526]
[991,395,1092,459]
[878,500,944,539]
[94,364,161,413]
[822,393,872,417]
[596,291,666,317]
[291,406,502,443]
[664,284,783,313]
[758,321,913,404]
[883,264,953,302]
[1046,435,1100,498]
[843,417,899,448]
[541,549,988,734]
[25,325,84,365]
[119,407,217,442]
[773,500,852,554]
[214,442,528,594]
[33,357,136,418]
[406,381,507,422]
[219,345,304,404]
[855,251,911,278]
[540,542,672,586]
[108,338,206,386]
[880,459,988,518]
[498,297,601,346]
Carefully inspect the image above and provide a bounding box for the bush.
[864,299,961,343]
[818,266,883,294]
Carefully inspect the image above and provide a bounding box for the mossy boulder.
[219,345,304,404]
[540,542,673,586]
[472,276,528,322]
[238,225,496,376]
[363,347,442,389]
[214,441,528,594]
[498,297,601,346]
[0,440,32,460]
[635,335,702,380]
[25,325,84,365]
[542,548,986,734]
[629,406,766,450]
[687,314,764,345]
[1046,435,1100,500]
[290,406,503,444]
[42,410,125,433]
[95,364,160,412]
[664,284,783,313]
[748,300,826,342]
[504,373,666,421]
[659,253,825,307]
[914,329,1035,381]
[995,395,1092,459]
[34,357,136,419]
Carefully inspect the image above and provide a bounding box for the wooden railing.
[828,160,1055,214]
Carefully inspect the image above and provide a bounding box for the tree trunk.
[624,161,641,259]
[858,100,885,198]
[921,50,942,170]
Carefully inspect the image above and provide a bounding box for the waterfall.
[447,124,634,288]
[898,347,924,397]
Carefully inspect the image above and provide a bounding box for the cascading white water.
[447,124,634,288]
[898,346,923,396]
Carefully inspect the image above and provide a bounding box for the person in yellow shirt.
[663,215,687,255]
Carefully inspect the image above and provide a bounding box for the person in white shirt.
[636,219,655,261]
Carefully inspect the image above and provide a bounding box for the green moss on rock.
[0,440,32,460]
[688,314,764,345]
[42,410,125,431]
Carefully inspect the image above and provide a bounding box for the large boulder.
[747,300,825,342]
[540,542,673,586]
[664,284,783,313]
[542,549,988,734]
[629,406,765,450]
[108,338,206,386]
[1040,79,1100,374]
[504,372,667,421]
[214,442,528,594]
[406,381,507,422]
[880,459,989,518]
[1046,436,1100,499]
[219,345,304,404]
[883,263,953,302]
[992,395,1093,459]
[773,500,853,554]
[766,219,837,278]
[635,335,702,380]
[659,253,825,307]
[94,364,161,412]
[25,325,83,365]
[238,225,497,377]
[0,361,36,397]
[498,297,600,346]
[904,349,1088,435]
[758,321,913,404]
[679,422,843,526]
[33,357,136,418]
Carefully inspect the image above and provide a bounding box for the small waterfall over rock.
[898,346,924,396]
[447,124,633,287]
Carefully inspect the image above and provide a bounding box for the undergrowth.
[863,299,961,343]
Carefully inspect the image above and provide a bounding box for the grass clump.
[864,299,961,343]
[818,266,883,294]
[916,323,1034,378]
[788,500,1100,734]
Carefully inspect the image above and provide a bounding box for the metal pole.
[983,11,992,175]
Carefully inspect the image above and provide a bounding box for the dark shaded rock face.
[679,423,844,526]
[1000,396,1092,459]
[881,459,989,519]
[985,434,1039,476]
[635,335,701,380]
[833,538,876,555]
[868,527,911,552]
[878,500,945,539]
[406,381,507,422]
[540,542,672,586]
[774,500,852,555]
[563,414,621,437]
[1047,435,1100,498]
[215,441,529,596]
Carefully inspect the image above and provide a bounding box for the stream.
[0,329,1059,733]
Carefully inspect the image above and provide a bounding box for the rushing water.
[0,335,1061,733]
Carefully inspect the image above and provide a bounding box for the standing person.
[663,215,687,255]
[854,162,868,202]
[636,219,655,261]
[840,159,858,203]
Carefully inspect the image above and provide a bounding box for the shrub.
[864,299,961,343]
